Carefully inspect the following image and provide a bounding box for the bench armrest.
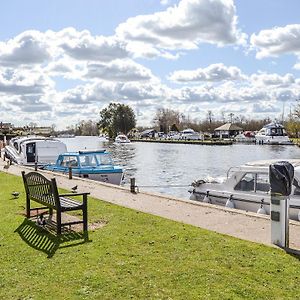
[59,192,90,197]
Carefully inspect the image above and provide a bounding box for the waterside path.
[2,159,300,251]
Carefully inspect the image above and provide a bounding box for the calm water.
[58,136,300,199]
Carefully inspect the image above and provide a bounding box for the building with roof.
[214,123,243,138]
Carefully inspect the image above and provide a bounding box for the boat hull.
[190,189,300,221]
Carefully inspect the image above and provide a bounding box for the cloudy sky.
[0,0,300,129]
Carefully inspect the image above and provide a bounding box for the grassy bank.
[1,171,300,299]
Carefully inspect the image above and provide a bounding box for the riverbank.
[1,170,300,298]
[131,138,233,145]
[2,159,300,249]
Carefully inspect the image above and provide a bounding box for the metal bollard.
[130,177,136,193]
[69,167,72,179]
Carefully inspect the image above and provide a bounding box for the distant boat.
[43,150,124,185]
[115,134,131,144]
[255,123,293,145]
[98,134,109,141]
[4,136,67,166]
[58,134,75,138]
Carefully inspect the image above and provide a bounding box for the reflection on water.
[58,136,300,199]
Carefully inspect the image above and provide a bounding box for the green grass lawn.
[1,171,300,299]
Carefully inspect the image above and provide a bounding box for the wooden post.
[130,177,136,193]
[69,167,72,179]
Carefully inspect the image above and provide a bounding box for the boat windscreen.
[95,154,112,165]
[79,155,97,167]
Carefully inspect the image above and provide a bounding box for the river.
[58,136,300,199]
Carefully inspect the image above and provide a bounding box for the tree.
[99,103,136,138]
[152,108,182,133]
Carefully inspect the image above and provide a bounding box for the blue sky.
[0,0,300,129]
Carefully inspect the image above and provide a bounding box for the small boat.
[255,123,293,145]
[98,134,109,141]
[115,134,131,144]
[57,134,75,138]
[43,150,124,185]
[4,136,67,166]
[189,159,300,221]
[179,128,203,140]
[234,131,256,143]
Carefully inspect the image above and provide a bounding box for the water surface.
[59,136,300,199]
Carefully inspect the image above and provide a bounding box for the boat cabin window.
[60,156,78,167]
[256,173,270,192]
[234,172,270,193]
[13,142,19,151]
[293,179,300,196]
[96,154,112,165]
[235,173,255,191]
[79,155,97,167]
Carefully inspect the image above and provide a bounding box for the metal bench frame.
[21,171,89,236]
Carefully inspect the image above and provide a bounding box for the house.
[214,123,243,138]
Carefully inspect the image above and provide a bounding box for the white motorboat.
[189,159,300,221]
[98,134,109,141]
[180,128,203,140]
[255,123,292,145]
[115,134,130,144]
[4,136,67,166]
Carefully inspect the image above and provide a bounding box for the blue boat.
[43,150,124,185]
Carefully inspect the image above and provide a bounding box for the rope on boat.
[135,184,192,188]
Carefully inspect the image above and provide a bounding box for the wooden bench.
[21,171,89,236]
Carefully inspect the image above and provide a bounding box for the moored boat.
[189,159,300,221]
[255,123,293,145]
[4,136,67,166]
[115,134,131,144]
[43,150,124,185]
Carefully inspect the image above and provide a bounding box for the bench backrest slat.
[22,171,59,208]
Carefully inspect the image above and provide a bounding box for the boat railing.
[226,166,241,178]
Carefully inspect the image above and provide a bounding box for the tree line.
[59,102,300,138]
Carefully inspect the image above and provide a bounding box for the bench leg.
[56,211,62,235]
[48,208,53,221]
[83,195,88,239]
[26,196,30,218]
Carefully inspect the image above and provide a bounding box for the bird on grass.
[11,191,20,199]
[71,185,78,193]
[36,214,46,226]
[3,161,10,169]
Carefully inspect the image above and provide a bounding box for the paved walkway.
[2,158,300,250]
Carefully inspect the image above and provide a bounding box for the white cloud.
[59,32,129,62]
[250,72,295,87]
[85,59,155,82]
[169,63,244,82]
[0,31,51,67]
[251,24,300,59]
[116,0,246,58]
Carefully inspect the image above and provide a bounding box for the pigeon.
[3,161,10,169]
[71,185,78,193]
[11,191,20,199]
[36,214,46,226]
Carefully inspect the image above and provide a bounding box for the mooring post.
[130,177,136,193]
[69,166,72,179]
[269,161,294,249]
